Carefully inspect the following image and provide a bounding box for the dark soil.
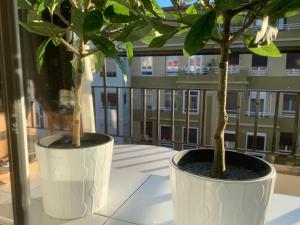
[180,161,261,180]
[39,133,112,149]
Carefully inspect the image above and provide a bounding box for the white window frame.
[186,55,205,75]
[160,125,174,148]
[141,56,153,76]
[282,93,297,117]
[224,130,236,149]
[161,90,178,111]
[247,92,266,116]
[166,56,180,76]
[181,126,199,145]
[278,132,293,153]
[146,90,155,111]
[245,132,267,152]
[182,90,200,115]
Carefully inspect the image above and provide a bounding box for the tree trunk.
[72,42,83,146]
[211,45,229,178]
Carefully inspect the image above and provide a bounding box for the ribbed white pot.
[170,150,276,225]
[35,134,113,219]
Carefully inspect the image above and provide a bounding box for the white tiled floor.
[1,145,300,225]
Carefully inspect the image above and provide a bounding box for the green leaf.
[185,4,197,15]
[83,10,103,42]
[104,4,139,23]
[184,10,216,55]
[149,29,178,48]
[93,51,105,72]
[92,0,107,9]
[71,8,84,36]
[51,37,61,46]
[115,57,127,77]
[36,0,46,14]
[181,14,201,25]
[145,17,177,34]
[244,35,281,57]
[141,0,164,17]
[36,39,50,72]
[91,36,118,57]
[266,0,300,18]
[115,21,152,42]
[19,21,65,37]
[18,0,32,10]
[45,0,63,14]
[215,0,241,10]
[125,42,133,64]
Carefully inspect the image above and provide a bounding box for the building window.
[279,132,293,152]
[226,91,238,116]
[141,56,153,75]
[187,55,205,75]
[161,125,172,141]
[286,53,300,75]
[182,127,198,144]
[282,93,296,116]
[101,93,117,109]
[278,17,287,31]
[224,131,235,149]
[183,90,200,114]
[248,92,266,116]
[251,54,268,75]
[146,121,153,138]
[162,90,177,111]
[146,90,154,110]
[166,56,180,76]
[228,53,239,74]
[246,133,266,151]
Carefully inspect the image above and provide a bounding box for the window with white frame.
[146,89,154,110]
[166,56,180,75]
[228,53,240,74]
[182,127,198,144]
[282,93,296,116]
[248,92,266,116]
[224,131,236,149]
[160,125,172,141]
[286,53,300,75]
[162,90,177,111]
[187,55,204,74]
[226,91,238,116]
[251,54,268,75]
[183,90,200,114]
[279,132,293,152]
[246,132,266,151]
[278,17,287,31]
[141,56,153,75]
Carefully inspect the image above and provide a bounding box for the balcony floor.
[1,145,300,225]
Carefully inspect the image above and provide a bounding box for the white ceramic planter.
[170,150,276,225]
[35,134,113,219]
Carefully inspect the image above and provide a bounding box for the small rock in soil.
[180,162,260,180]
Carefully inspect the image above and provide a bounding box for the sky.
[157,0,173,7]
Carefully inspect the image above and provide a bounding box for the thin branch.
[55,10,73,30]
[229,0,260,15]
[59,37,80,56]
[82,48,99,58]
[228,0,269,44]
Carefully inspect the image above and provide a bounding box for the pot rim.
[36,133,114,150]
[170,149,276,183]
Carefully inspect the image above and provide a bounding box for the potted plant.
[142,0,300,224]
[17,0,154,219]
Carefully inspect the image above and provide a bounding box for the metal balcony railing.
[26,87,300,161]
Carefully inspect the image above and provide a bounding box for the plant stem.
[211,45,229,178]
[72,40,84,146]
[211,15,231,178]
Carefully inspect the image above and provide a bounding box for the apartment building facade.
[128,14,300,163]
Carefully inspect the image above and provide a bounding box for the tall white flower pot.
[170,149,276,225]
[35,133,113,219]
